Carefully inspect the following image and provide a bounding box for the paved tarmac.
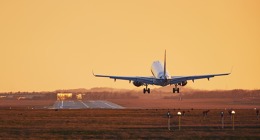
[51,100,124,109]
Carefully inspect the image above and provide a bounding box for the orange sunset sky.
[0,0,259,92]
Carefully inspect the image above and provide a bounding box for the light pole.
[177,111,182,130]
[167,111,171,131]
[221,111,224,129]
[231,110,235,130]
[256,109,259,120]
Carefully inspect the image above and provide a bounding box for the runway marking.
[80,100,89,108]
[104,102,116,108]
[51,100,124,109]
[60,100,63,109]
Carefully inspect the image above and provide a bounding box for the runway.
[51,100,124,109]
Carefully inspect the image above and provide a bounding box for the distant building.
[76,94,82,100]
[17,97,27,100]
[0,96,6,99]
[57,93,73,101]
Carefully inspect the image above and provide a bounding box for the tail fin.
[164,50,166,78]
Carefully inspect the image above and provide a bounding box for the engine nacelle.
[133,81,143,87]
[178,81,188,86]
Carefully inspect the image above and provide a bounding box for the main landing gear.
[143,84,150,94]
[173,84,180,93]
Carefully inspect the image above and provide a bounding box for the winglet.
[230,66,234,74]
[164,50,166,79]
[92,70,96,76]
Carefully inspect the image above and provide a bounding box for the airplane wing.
[170,73,230,84]
[93,73,155,85]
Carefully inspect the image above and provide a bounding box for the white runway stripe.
[80,100,89,108]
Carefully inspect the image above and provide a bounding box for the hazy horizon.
[1,86,259,93]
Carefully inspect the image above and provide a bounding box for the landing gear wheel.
[172,84,180,93]
[143,84,150,94]
[173,86,180,93]
[143,88,146,94]
[147,88,150,94]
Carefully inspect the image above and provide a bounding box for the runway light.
[177,112,182,130]
[231,110,235,130]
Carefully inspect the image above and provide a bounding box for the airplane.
[93,50,230,94]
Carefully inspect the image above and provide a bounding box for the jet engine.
[178,81,187,86]
[133,81,143,87]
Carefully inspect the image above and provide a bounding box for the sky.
[0,0,259,92]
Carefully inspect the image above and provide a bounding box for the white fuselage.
[151,61,171,79]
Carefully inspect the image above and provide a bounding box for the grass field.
[0,89,259,139]
[0,109,259,139]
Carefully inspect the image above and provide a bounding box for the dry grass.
[0,100,55,109]
[0,109,259,139]
[0,89,260,139]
